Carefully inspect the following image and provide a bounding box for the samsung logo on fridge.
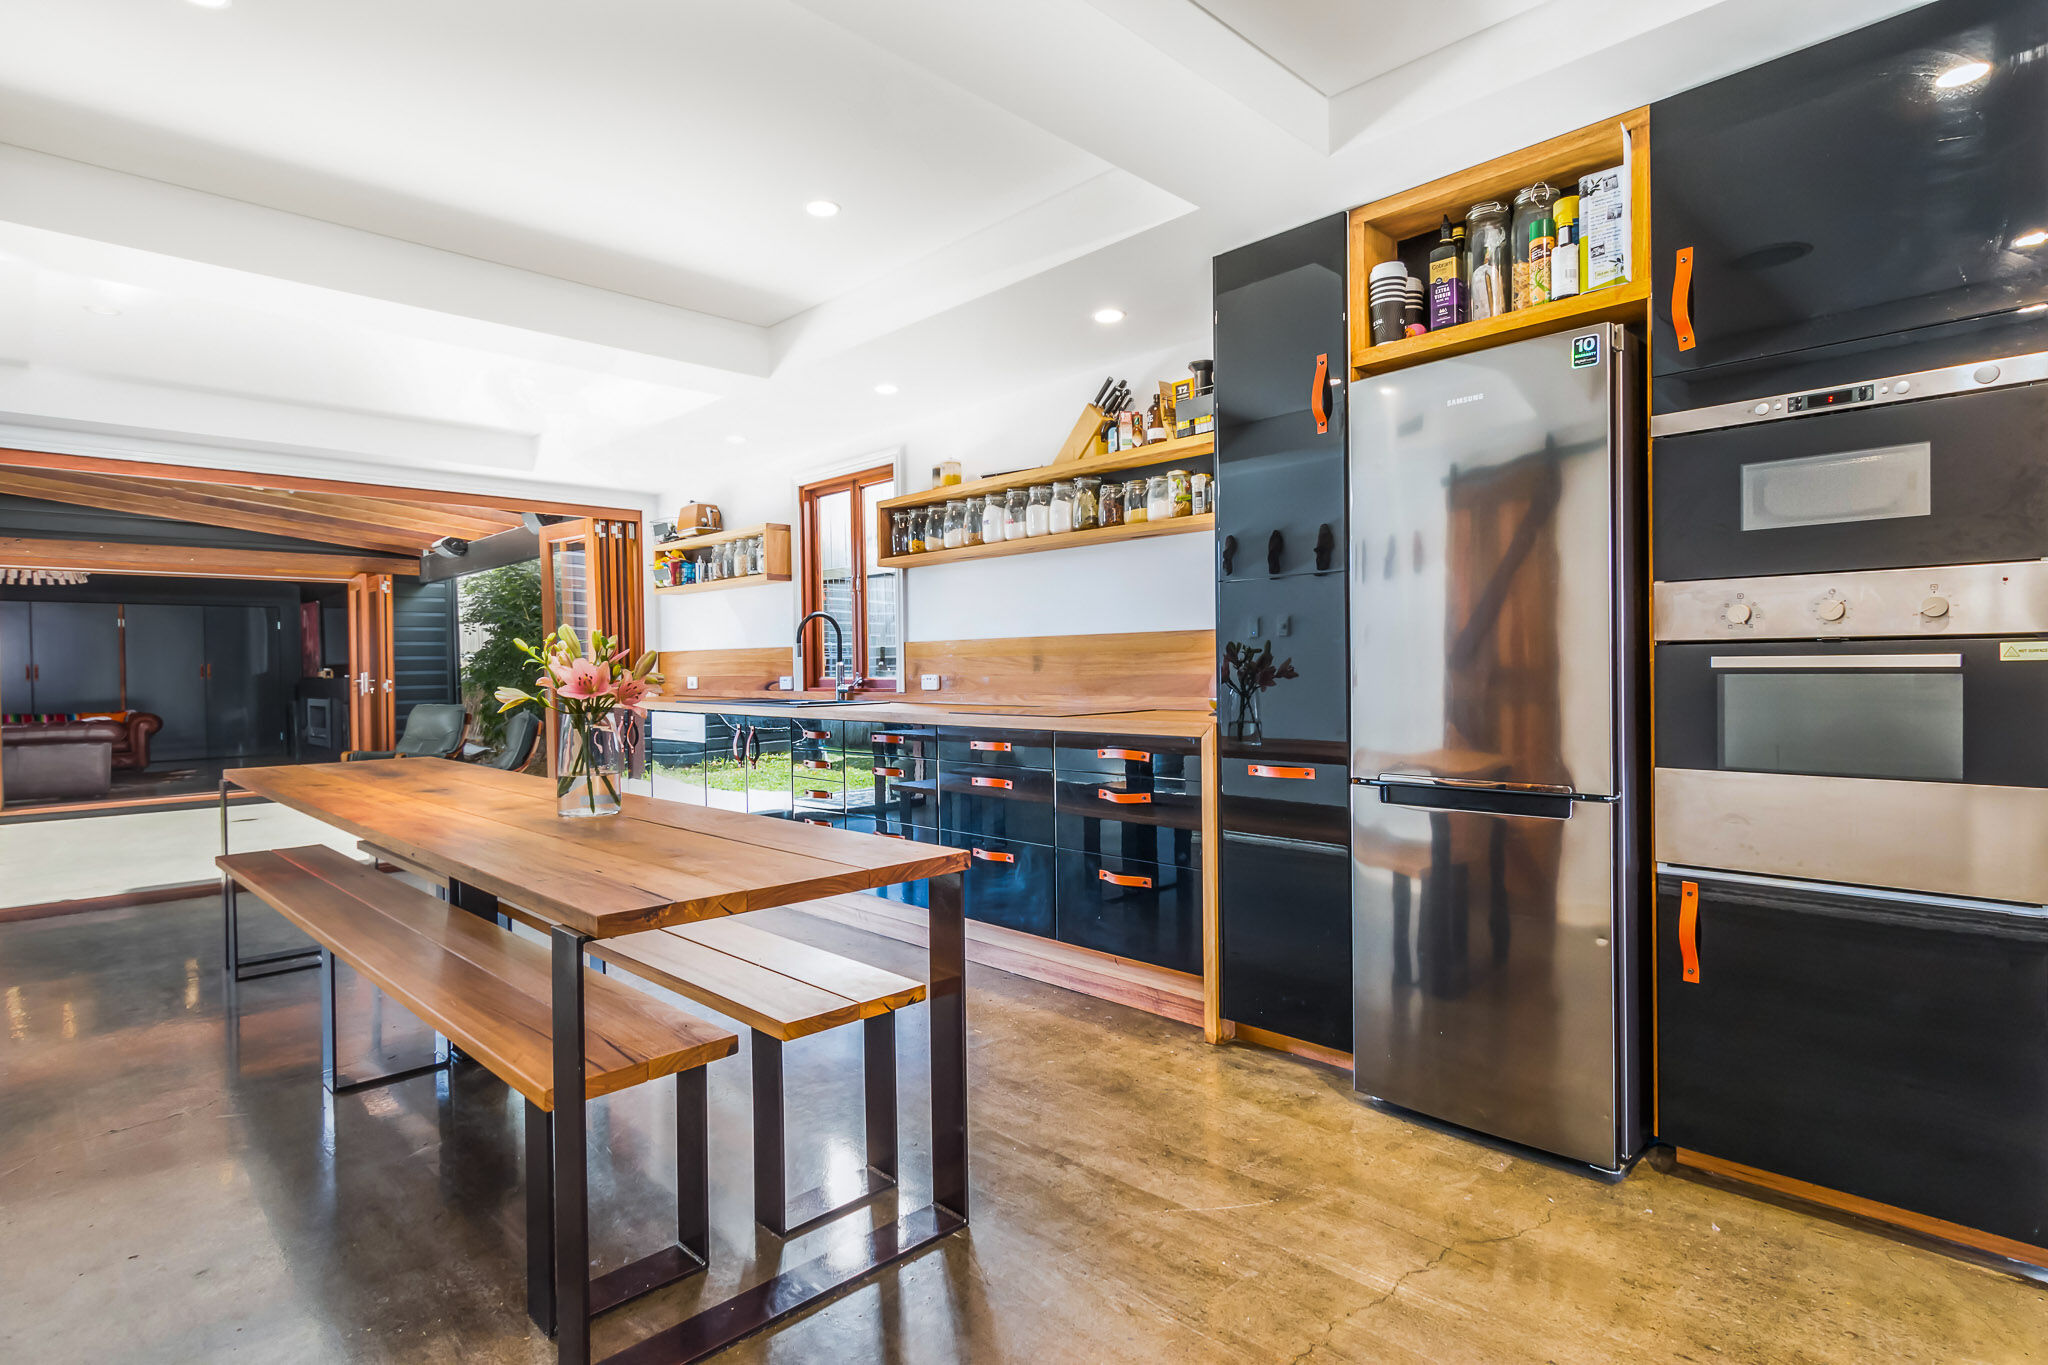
[1445,393,1486,407]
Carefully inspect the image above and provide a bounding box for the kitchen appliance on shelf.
[1347,324,1646,1170]
[1649,356,2048,1255]
[1212,214,1354,1052]
[1651,0,2048,418]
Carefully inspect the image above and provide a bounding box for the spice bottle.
[1551,193,1581,301]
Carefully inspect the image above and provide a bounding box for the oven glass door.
[1653,383,2048,581]
[1654,637,2048,788]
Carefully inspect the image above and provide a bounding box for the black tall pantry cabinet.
[1213,215,1353,1051]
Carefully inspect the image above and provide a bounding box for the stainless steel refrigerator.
[1347,323,1644,1170]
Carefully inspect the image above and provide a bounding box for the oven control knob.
[1816,599,1847,623]
[1724,602,1753,625]
[1920,595,1950,619]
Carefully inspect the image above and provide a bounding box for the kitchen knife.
[1091,376,1114,408]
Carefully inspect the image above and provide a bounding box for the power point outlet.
[920,673,941,691]
[685,676,699,690]
[778,675,796,691]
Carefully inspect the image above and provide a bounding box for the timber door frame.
[346,573,396,752]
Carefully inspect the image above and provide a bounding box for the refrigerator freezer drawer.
[1219,831,1351,1049]
[1353,788,1629,1168]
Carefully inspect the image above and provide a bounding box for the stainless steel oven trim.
[1707,653,1961,670]
[1655,863,2048,917]
[1650,347,2048,437]
[1652,767,2048,905]
[1654,560,2048,641]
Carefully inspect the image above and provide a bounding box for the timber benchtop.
[224,758,968,939]
[645,699,1215,740]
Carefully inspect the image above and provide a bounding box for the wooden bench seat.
[594,915,925,1238]
[222,844,735,1107]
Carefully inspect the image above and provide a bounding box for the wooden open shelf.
[651,522,790,594]
[876,513,1212,569]
[1349,106,1650,380]
[872,432,1213,569]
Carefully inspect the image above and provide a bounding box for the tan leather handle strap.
[1312,352,1330,433]
[971,776,1013,790]
[1097,747,1152,761]
[972,847,1016,864]
[1098,789,1152,804]
[1099,869,1154,889]
[1673,247,1697,351]
[1680,880,1702,983]
[1247,764,1315,780]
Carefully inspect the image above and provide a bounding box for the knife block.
[1053,404,1109,464]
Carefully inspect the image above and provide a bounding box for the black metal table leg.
[928,868,970,1220]
[320,947,452,1095]
[864,1012,899,1188]
[552,925,592,1365]
[526,1098,556,1336]
[751,1031,787,1236]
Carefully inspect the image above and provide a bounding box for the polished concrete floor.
[3,893,2046,1364]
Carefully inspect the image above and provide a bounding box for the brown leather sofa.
[0,712,161,771]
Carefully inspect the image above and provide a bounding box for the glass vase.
[556,713,625,819]
[1227,689,1262,745]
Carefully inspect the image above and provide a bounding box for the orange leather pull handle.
[804,788,833,800]
[1312,352,1330,434]
[1248,764,1315,780]
[971,740,1012,752]
[1097,747,1152,761]
[1673,247,1696,351]
[800,758,831,769]
[873,766,903,778]
[1099,869,1154,889]
[1098,788,1152,804]
[802,728,829,739]
[802,817,830,827]
[971,776,1013,790]
[1679,880,1701,983]
[972,847,1016,864]
[873,733,903,744]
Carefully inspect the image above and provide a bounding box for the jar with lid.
[1510,182,1558,311]
[750,535,765,574]
[940,459,963,486]
[963,498,983,546]
[1167,469,1193,518]
[1048,479,1075,534]
[981,493,1005,544]
[1191,471,1211,516]
[1124,477,1150,523]
[1073,475,1100,531]
[1147,475,1174,522]
[1024,484,1052,538]
[724,541,741,578]
[908,508,927,554]
[941,499,966,550]
[890,510,909,557]
[1464,200,1511,321]
[1003,489,1028,540]
[1097,478,1124,527]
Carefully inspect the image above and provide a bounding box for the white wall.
[653,339,1212,657]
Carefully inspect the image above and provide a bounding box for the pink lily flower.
[612,677,654,712]
[555,656,616,701]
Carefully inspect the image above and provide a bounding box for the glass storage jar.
[1003,489,1028,540]
[942,499,966,550]
[1167,469,1193,518]
[890,510,909,557]
[1511,182,1558,311]
[1097,478,1124,527]
[908,508,927,554]
[982,493,1005,543]
[1124,478,1149,523]
[1025,484,1052,537]
[1147,475,1174,522]
[1465,200,1511,321]
[1073,475,1100,531]
[1048,479,1075,534]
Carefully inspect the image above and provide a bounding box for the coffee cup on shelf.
[1368,260,1409,346]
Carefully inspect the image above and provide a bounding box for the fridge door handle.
[1372,773,1577,796]
[1374,778,1575,820]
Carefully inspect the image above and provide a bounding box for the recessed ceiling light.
[1935,60,1990,89]
[1092,307,1126,325]
[185,0,232,8]
[873,383,898,396]
[805,200,840,218]
[725,433,746,444]
[83,302,121,316]
[2015,229,2048,248]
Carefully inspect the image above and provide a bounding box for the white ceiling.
[0,0,1922,501]
[1191,0,1550,97]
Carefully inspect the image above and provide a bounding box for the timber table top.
[224,758,968,939]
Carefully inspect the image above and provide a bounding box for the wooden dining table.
[221,757,971,1365]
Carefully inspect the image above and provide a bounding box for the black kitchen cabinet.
[1656,871,2048,1249]
[1054,776,1200,868]
[938,763,1056,846]
[1054,732,1196,783]
[1219,831,1350,1050]
[1056,849,1201,975]
[942,829,1056,938]
[938,729,1054,770]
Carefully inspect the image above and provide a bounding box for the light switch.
[1278,614,1292,636]
[778,676,795,691]
[686,676,699,690]
[920,673,941,691]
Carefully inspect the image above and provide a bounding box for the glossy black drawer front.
[1056,850,1201,975]
[1055,733,1197,782]
[1219,831,1350,1049]
[938,729,1054,770]
[1055,778,1202,866]
[862,723,939,762]
[938,764,1055,845]
[1218,757,1349,846]
[940,830,1054,937]
[1655,870,2048,1248]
